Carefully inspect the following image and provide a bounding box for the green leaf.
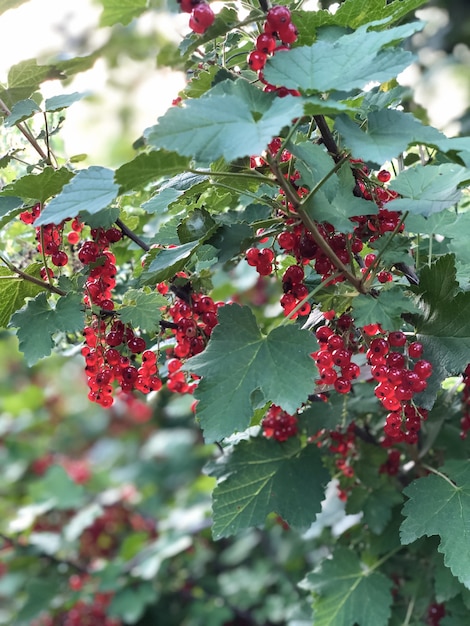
[115,150,191,193]
[264,20,422,94]
[415,254,460,309]
[179,7,239,56]
[9,292,85,365]
[352,287,419,330]
[210,437,328,539]
[108,583,157,623]
[361,487,403,535]
[29,465,85,510]
[118,289,167,332]
[0,263,46,328]
[304,164,375,232]
[99,0,147,26]
[291,142,339,200]
[412,256,470,408]
[405,209,461,237]
[294,0,428,44]
[370,234,414,266]
[142,188,183,215]
[2,59,63,107]
[16,578,59,621]
[335,109,445,167]
[185,304,317,442]
[304,547,393,626]
[35,167,119,226]
[400,460,470,588]
[3,98,40,126]
[0,195,23,228]
[145,80,304,164]
[140,241,199,284]
[388,164,470,217]
[178,208,217,243]
[44,91,87,112]
[330,0,429,28]
[0,167,74,203]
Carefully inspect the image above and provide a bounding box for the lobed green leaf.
[185,304,317,442]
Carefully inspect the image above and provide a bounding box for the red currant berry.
[248,50,267,71]
[377,170,391,183]
[266,5,292,30]
[408,341,423,359]
[191,2,215,29]
[256,33,276,54]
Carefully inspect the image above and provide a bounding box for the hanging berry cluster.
[163,289,221,394]
[19,203,79,276]
[249,6,300,97]
[313,317,360,395]
[366,332,431,444]
[178,0,215,34]
[79,228,162,406]
[262,404,298,441]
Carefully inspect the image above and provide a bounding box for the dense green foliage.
[1,0,470,624]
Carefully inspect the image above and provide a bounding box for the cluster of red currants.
[163,291,221,394]
[19,203,76,275]
[249,6,300,97]
[79,227,163,405]
[366,331,431,444]
[262,404,298,441]
[280,264,311,318]
[312,318,361,395]
[178,0,215,34]
[246,246,275,276]
[79,226,122,311]
[82,321,161,407]
[459,363,470,438]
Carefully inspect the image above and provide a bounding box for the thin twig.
[268,156,367,294]
[0,254,66,296]
[116,218,150,252]
[0,98,51,165]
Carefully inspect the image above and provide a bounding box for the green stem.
[302,153,350,206]
[0,98,51,165]
[421,464,457,489]
[189,168,275,185]
[360,211,409,287]
[403,596,416,626]
[279,272,342,326]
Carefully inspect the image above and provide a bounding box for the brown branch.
[267,157,368,294]
[314,115,343,162]
[0,254,66,296]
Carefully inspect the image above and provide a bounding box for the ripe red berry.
[248,50,267,71]
[278,22,298,44]
[256,33,277,54]
[388,331,407,347]
[51,250,69,267]
[377,169,391,183]
[191,2,215,30]
[266,5,292,30]
[408,341,423,359]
